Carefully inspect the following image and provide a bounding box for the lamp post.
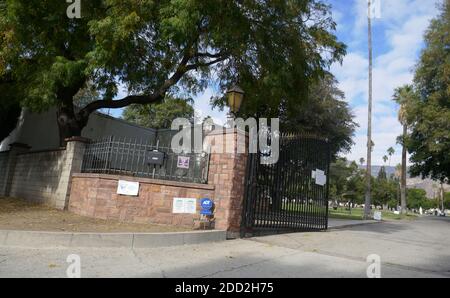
[226,86,245,128]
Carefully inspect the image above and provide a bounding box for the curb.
[0,229,227,249]
[327,220,381,230]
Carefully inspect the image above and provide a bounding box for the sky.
[110,0,442,166]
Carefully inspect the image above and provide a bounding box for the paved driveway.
[0,217,449,278]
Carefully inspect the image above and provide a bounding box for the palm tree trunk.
[400,123,407,214]
[364,0,373,220]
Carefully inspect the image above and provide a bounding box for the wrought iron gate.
[242,134,331,233]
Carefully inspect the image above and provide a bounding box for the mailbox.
[147,150,165,165]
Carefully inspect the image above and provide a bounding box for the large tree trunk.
[56,95,88,147]
[400,123,407,214]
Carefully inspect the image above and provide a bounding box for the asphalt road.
[0,216,449,278]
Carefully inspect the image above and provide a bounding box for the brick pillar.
[3,143,31,197]
[205,129,248,238]
[60,137,90,210]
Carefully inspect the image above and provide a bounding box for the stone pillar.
[205,129,249,238]
[3,143,31,197]
[60,137,90,210]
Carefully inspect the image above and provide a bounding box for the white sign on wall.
[117,180,140,196]
[172,198,197,214]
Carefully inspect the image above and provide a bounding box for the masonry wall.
[67,130,249,236]
[5,139,86,209]
[69,174,215,227]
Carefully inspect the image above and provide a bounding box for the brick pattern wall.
[67,130,249,235]
[69,174,215,227]
[205,131,248,236]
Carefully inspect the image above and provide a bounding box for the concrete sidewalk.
[328,218,379,229]
[1,217,448,278]
[0,230,226,248]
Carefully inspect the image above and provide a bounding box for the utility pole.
[364,0,373,220]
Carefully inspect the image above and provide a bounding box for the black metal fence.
[242,133,331,233]
[81,136,210,184]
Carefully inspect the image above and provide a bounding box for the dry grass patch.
[0,197,191,233]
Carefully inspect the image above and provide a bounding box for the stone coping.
[72,173,215,190]
[0,229,226,248]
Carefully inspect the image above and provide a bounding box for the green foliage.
[1,0,346,142]
[377,166,387,180]
[401,2,450,181]
[330,159,402,207]
[123,97,194,129]
[407,189,433,210]
[281,74,357,158]
[445,193,450,210]
[372,176,398,207]
[0,71,21,141]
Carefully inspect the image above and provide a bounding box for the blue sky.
[110,0,442,166]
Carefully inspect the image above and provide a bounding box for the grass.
[282,203,418,221]
[329,207,418,221]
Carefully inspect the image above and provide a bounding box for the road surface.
[0,216,449,278]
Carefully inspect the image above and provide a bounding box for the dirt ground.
[0,197,191,233]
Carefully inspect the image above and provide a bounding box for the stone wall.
[69,174,215,227]
[68,130,249,236]
[4,138,87,209]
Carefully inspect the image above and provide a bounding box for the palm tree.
[387,147,395,166]
[364,0,374,220]
[393,85,414,215]
[359,157,365,167]
[383,155,388,165]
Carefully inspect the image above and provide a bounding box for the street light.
[226,85,245,116]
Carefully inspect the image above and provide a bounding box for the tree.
[123,97,194,129]
[377,166,387,180]
[364,0,374,219]
[407,189,431,210]
[382,155,388,165]
[0,71,21,142]
[281,74,357,159]
[359,158,365,167]
[0,0,346,145]
[330,158,354,200]
[393,85,413,215]
[372,177,397,208]
[387,147,395,166]
[404,2,450,182]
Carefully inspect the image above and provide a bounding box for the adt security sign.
[200,198,213,215]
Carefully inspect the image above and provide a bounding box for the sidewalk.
[328,218,379,230]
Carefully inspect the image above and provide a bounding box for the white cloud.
[333,0,441,165]
[193,87,227,126]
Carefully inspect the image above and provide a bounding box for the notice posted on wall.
[117,180,140,196]
[172,198,197,214]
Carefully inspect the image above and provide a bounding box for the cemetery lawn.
[329,207,419,221]
[0,197,191,233]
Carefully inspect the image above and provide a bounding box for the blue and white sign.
[200,198,214,215]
